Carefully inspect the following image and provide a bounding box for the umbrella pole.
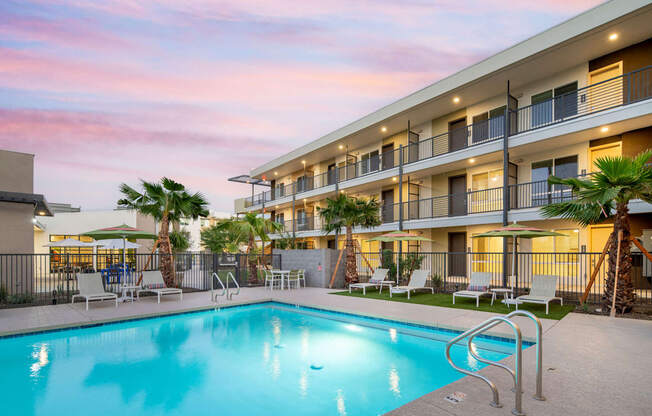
[512,235,517,294]
[123,236,127,286]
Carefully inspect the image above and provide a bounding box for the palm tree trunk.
[602,203,636,313]
[247,234,258,285]
[159,214,175,287]
[344,226,358,285]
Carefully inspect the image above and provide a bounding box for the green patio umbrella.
[472,222,563,290]
[82,224,157,285]
[368,231,432,283]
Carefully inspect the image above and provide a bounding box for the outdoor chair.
[72,272,118,310]
[453,272,495,307]
[264,269,282,290]
[389,270,433,299]
[349,268,391,295]
[136,270,183,303]
[516,274,563,314]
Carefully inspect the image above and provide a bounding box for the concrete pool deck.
[1,287,651,416]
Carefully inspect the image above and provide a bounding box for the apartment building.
[232,1,652,272]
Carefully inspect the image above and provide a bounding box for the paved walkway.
[1,287,651,416]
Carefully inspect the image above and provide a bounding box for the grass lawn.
[332,290,575,320]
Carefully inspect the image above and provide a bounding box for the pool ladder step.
[211,271,240,302]
[445,310,545,416]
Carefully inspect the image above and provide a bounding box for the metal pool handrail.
[211,270,240,301]
[467,310,545,401]
[445,316,525,415]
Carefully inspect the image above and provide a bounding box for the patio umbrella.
[368,231,432,283]
[99,239,141,250]
[471,222,563,290]
[43,238,100,248]
[82,224,157,285]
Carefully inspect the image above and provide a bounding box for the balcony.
[274,215,322,234]
[241,65,651,210]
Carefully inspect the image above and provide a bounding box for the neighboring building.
[0,149,52,254]
[232,1,652,267]
[179,211,231,251]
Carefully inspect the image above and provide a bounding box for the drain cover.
[310,364,323,370]
[444,392,466,404]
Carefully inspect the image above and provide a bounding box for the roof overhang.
[0,191,53,216]
[228,175,271,187]
[251,0,652,179]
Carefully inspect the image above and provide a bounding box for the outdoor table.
[271,270,291,290]
[119,285,139,303]
[377,281,394,293]
[491,287,514,304]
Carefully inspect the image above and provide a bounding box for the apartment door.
[448,232,467,277]
[588,62,623,111]
[448,118,467,152]
[381,189,394,223]
[327,163,336,185]
[382,143,394,170]
[327,239,336,250]
[589,142,622,173]
[448,175,467,216]
[590,224,613,254]
[408,131,419,163]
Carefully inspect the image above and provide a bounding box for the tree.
[317,193,381,285]
[200,219,245,253]
[169,230,191,253]
[215,213,283,284]
[541,151,652,313]
[118,178,209,287]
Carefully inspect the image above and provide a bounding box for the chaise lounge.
[516,274,563,314]
[389,270,433,299]
[349,268,391,295]
[137,270,183,304]
[72,273,118,310]
[452,272,495,307]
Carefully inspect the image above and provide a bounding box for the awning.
[227,175,271,187]
[0,190,53,216]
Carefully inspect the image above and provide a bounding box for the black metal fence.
[0,252,280,308]
[355,251,652,304]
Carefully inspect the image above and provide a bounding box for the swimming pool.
[1,302,525,415]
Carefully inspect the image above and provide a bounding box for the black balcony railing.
[380,187,503,224]
[512,65,652,135]
[242,66,652,208]
[275,215,321,233]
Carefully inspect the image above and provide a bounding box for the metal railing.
[380,187,503,223]
[240,66,652,209]
[211,270,240,301]
[446,310,544,415]
[354,251,652,303]
[0,252,280,308]
[275,215,321,233]
[512,65,652,135]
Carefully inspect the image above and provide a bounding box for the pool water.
[1,302,523,416]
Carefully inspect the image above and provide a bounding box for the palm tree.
[317,193,381,285]
[541,151,652,313]
[118,177,209,286]
[215,213,283,284]
[200,219,245,253]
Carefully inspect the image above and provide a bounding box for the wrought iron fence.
[354,251,652,304]
[0,252,280,308]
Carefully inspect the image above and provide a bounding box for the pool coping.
[0,297,536,345]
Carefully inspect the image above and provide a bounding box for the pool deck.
[2,287,651,416]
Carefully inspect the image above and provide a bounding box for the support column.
[335,166,339,248]
[292,188,296,240]
[502,81,511,287]
[398,143,404,284]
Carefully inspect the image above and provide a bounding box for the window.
[470,169,503,213]
[471,235,503,273]
[532,229,579,276]
[531,155,577,206]
[360,150,380,175]
[472,106,506,143]
[531,82,578,128]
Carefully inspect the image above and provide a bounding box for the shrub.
[7,293,34,304]
[0,285,7,302]
[381,249,397,280]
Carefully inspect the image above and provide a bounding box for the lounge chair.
[137,270,183,303]
[516,274,562,314]
[72,273,118,310]
[453,272,495,307]
[349,268,390,295]
[389,270,433,299]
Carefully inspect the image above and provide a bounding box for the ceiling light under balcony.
[338,144,344,150]
[453,96,460,104]
[274,171,278,176]
[381,126,387,133]
[301,160,306,164]
[608,33,618,41]
[601,126,609,133]
[392,177,398,182]
[469,158,475,163]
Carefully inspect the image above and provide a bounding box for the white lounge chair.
[137,270,183,303]
[72,273,118,310]
[453,272,495,307]
[389,270,433,299]
[349,268,391,295]
[516,274,563,314]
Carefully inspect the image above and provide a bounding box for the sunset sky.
[0,0,605,212]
